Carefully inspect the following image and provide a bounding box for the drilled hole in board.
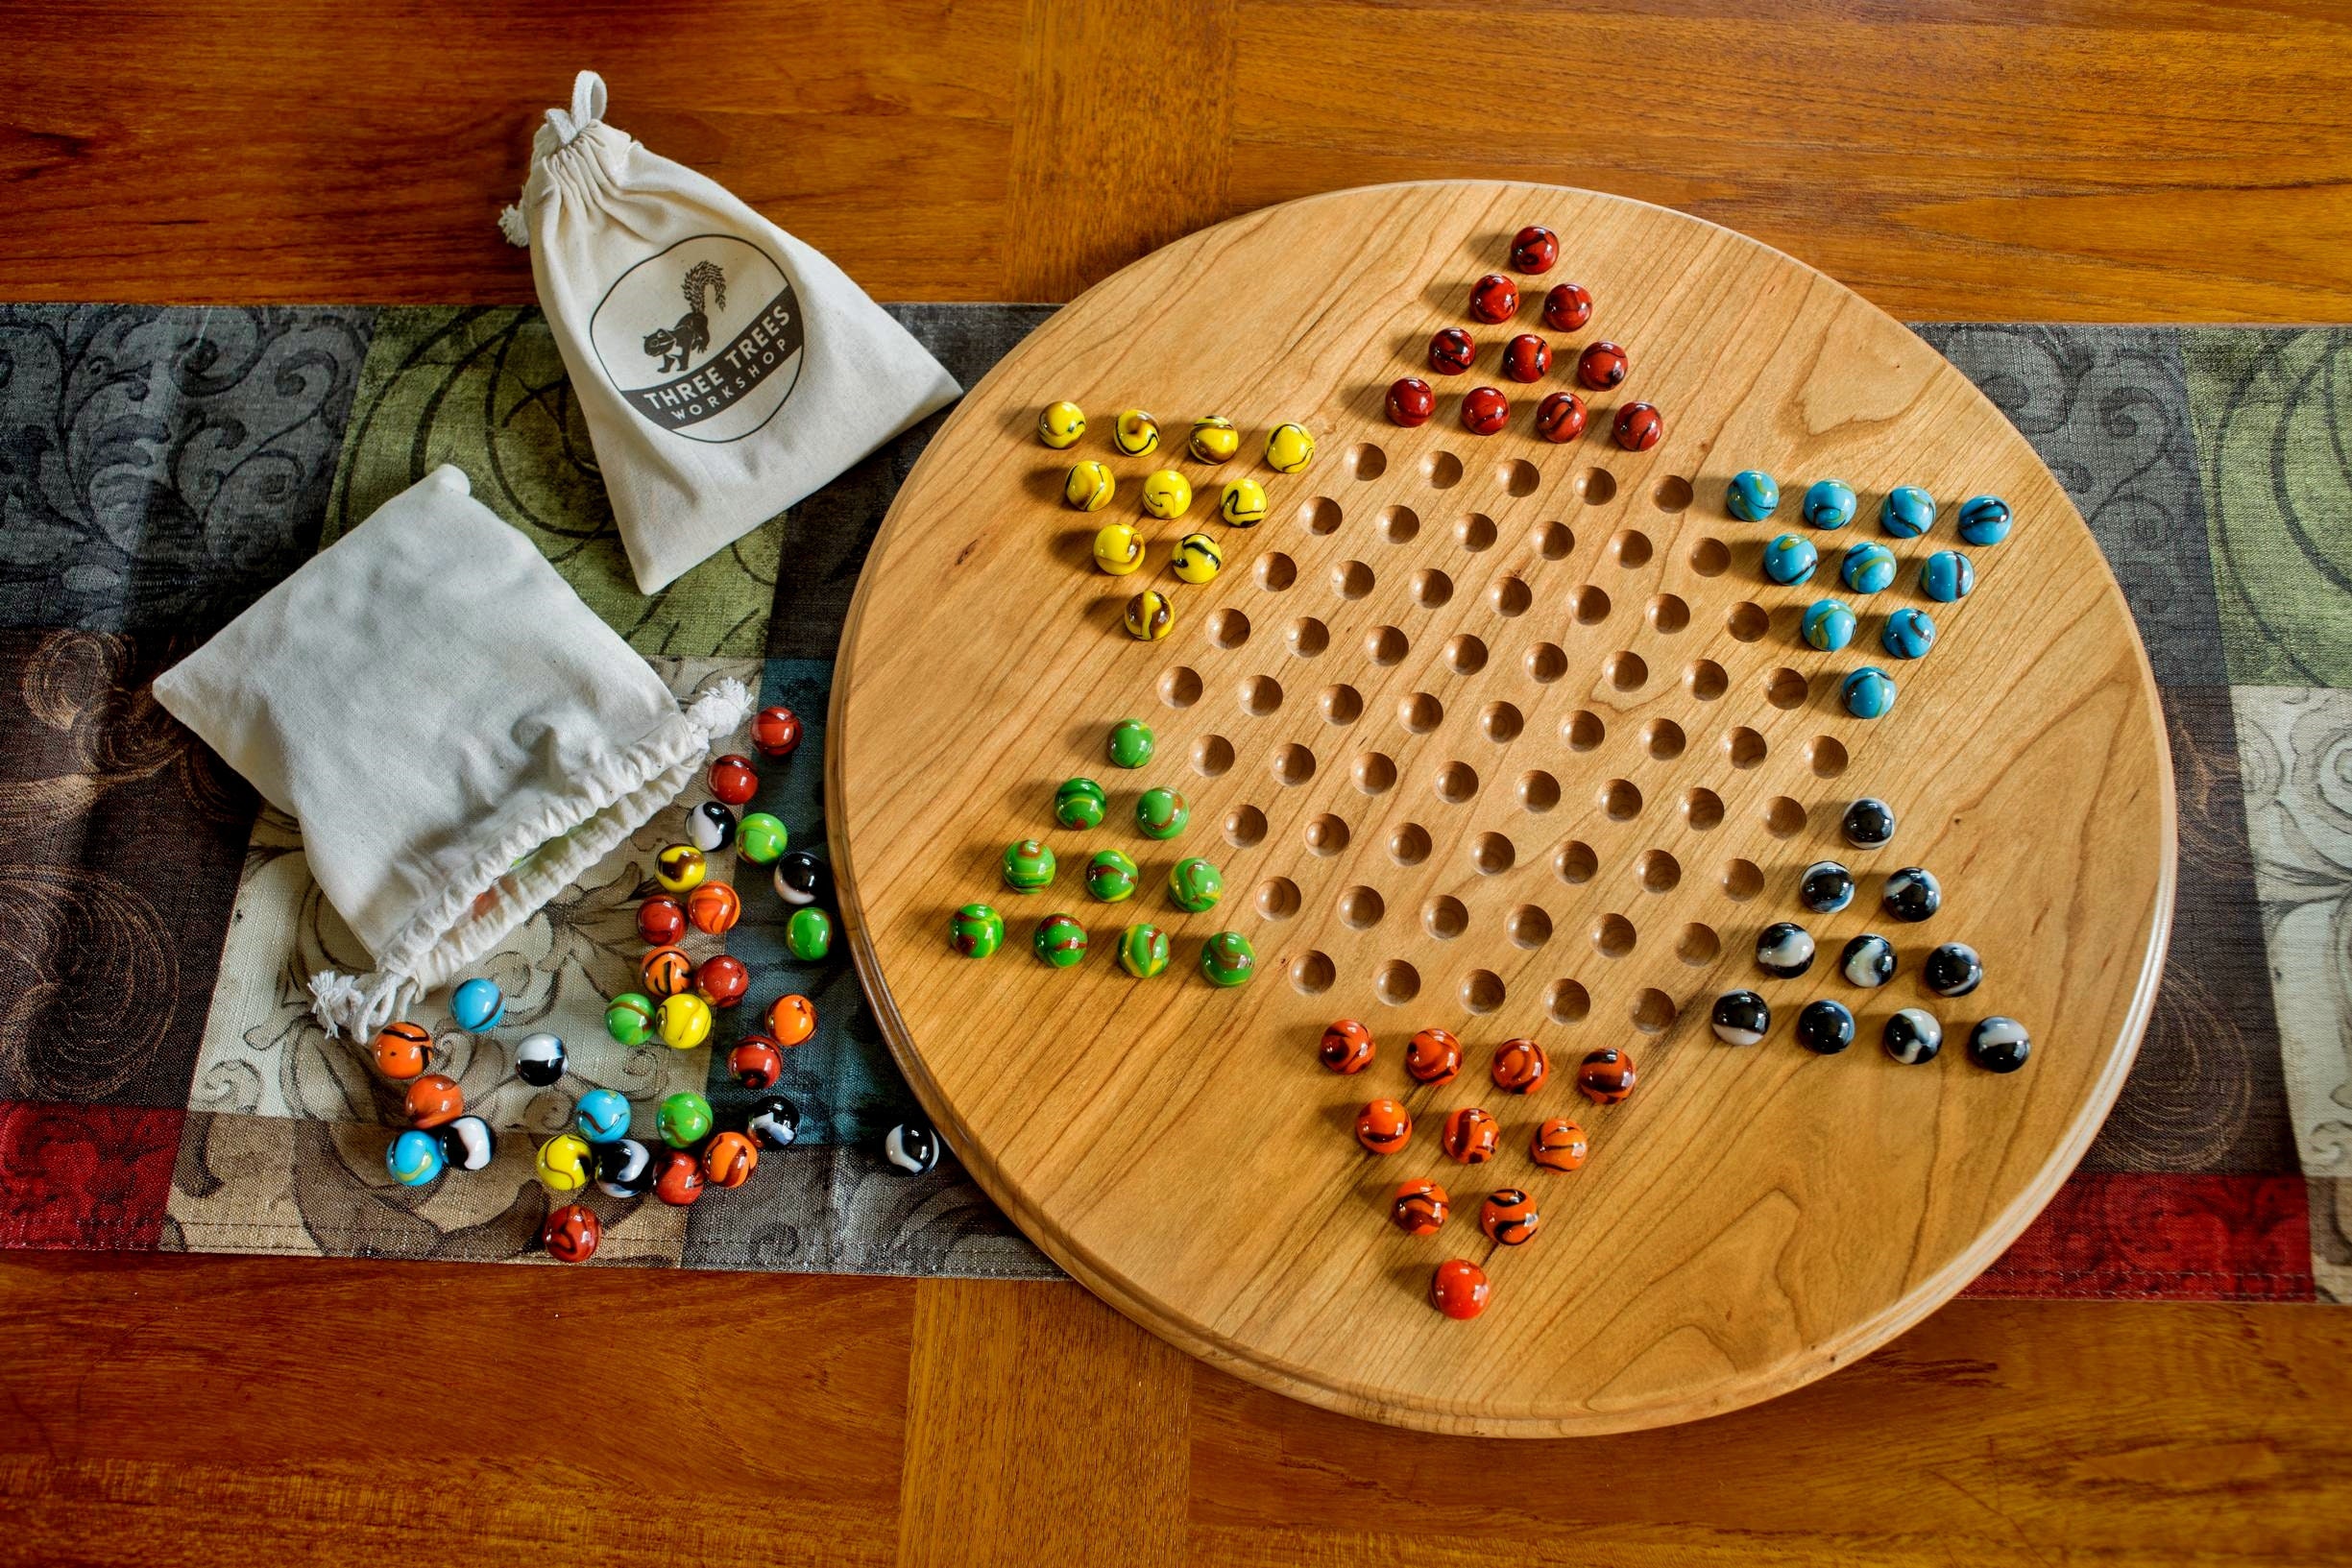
[1591,913,1637,958]
[1637,849,1682,894]
[1337,885,1385,929]
[1564,710,1605,751]
[1600,779,1643,820]
[1412,568,1455,609]
[1577,469,1618,504]
[1767,668,1809,710]
[1724,727,1766,769]
[1422,451,1463,490]
[1610,528,1653,567]
[1345,443,1387,481]
[1555,840,1598,884]
[1206,609,1250,649]
[1683,786,1724,831]
[1423,896,1468,940]
[1319,684,1363,725]
[1239,675,1284,717]
[1571,585,1612,625]
[1290,952,1336,994]
[1525,642,1567,684]
[1456,513,1498,552]
[1685,659,1728,701]
[1271,743,1318,786]
[1446,634,1489,675]
[1399,692,1444,733]
[1726,601,1769,642]
[1304,813,1350,856]
[1518,769,1561,812]
[1631,988,1678,1034]
[1254,878,1300,919]
[1490,576,1533,616]
[1433,760,1481,804]
[1390,822,1433,866]
[1461,970,1506,1014]
[1688,537,1729,577]
[1642,718,1685,760]
[1333,560,1374,600]
[1809,736,1849,778]
[1158,666,1201,709]
[1606,650,1648,691]
[1496,459,1540,497]
[1721,858,1763,901]
[1647,593,1690,634]
[1548,978,1591,1024]
[1530,520,1573,559]
[1481,702,1524,743]
[1224,805,1267,848]
[1763,795,1806,836]
[1375,959,1421,1004]
[1190,735,1233,778]
[1297,497,1341,535]
[1677,922,1721,966]
[1471,832,1515,874]
[1366,625,1407,665]
[1285,616,1328,659]
[1352,751,1397,794]
[1379,505,1420,544]
[1652,475,1694,512]
[1255,552,1297,592]
[1507,905,1552,949]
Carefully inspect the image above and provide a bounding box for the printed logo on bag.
[589,234,804,444]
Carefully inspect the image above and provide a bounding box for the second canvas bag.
[500,71,962,593]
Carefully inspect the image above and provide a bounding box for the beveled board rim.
[828,180,2176,1435]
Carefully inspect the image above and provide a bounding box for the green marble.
[737,811,788,864]
[604,992,657,1046]
[1085,849,1140,903]
[1135,787,1189,841]
[951,903,1005,958]
[786,906,833,961]
[1118,923,1172,977]
[1054,777,1108,830]
[1108,719,1156,768]
[1033,913,1089,969]
[1200,930,1256,987]
[1166,856,1224,912]
[1003,838,1056,892]
[657,1091,713,1148]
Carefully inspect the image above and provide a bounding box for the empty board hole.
[1724,727,1766,768]
[1290,952,1336,994]
[1446,634,1489,674]
[1422,451,1464,489]
[1224,806,1267,848]
[1271,744,1317,786]
[1600,779,1643,820]
[1255,553,1297,591]
[1530,520,1573,559]
[1556,840,1598,884]
[1591,914,1637,958]
[1288,616,1329,658]
[1389,823,1433,866]
[1304,813,1350,856]
[1413,569,1455,609]
[1471,832,1515,874]
[1375,959,1422,1004]
[1423,896,1468,939]
[1637,850,1682,894]
[1239,675,1284,716]
[1726,601,1769,641]
[1652,475,1694,512]
[1333,561,1374,599]
[1379,505,1421,544]
[1610,529,1652,567]
[1497,459,1540,497]
[1434,760,1481,804]
[1643,718,1685,760]
[1319,684,1363,724]
[1688,537,1729,576]
[1518,769,1561,812]
[1548,978,1591,1024]
[1191,735,1234,777]
[1631,989,1678,1034]
[1366,625,1408,664]
[1508,905,1552,948]
[1481,702,1524,743]
[1525,642,1567,683]
[1571,585,1612,625]
[1353,751,1397,794]
[1461,971,1506,1014]
[1158,666,1201,708]
[1207,609,1250,649]
[1809,736,1849,778]
[1677,922,1721,966]
[1683,786,1724,831]
[1255,878,1300,919]
[1607,650,1648,691]
[1721,858,1763,900]
[1767,668,1809,710]
[1337,886,1385,929]
[1685,660,1728,701]
[1490,576,1533,616]
[1400,692,1444,733]
[1346,443,1387,481]
[1577,469,1618,504]
[1456,513,1498,552]
[1647,593,1689,634]
[1564,711,1605,751]
[1297,497,1341,535]
[1763,796,1806,836]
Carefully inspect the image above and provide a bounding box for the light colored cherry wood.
[830,181,2174,1436]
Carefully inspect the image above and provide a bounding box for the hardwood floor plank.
[898,1280,1189,1567]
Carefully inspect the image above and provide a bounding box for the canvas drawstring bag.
[152,466,752,1039]
[498,70,962,592]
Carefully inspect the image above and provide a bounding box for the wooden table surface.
[3,3,2349,1561]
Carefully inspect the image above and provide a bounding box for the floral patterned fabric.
[0,305,2343,1295]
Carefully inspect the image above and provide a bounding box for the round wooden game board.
[829,181,2173,1435]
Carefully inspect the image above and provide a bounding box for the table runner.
[0,304,2341,1300]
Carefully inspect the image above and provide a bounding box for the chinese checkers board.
[828,181,2174,1435]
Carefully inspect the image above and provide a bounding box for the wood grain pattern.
[1,2,2348,317]
[831,181,2175,1435]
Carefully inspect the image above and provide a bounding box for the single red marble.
[1386,377,1435,427]
[1530,1118,1588,1170]
[1391,1178,1449,1236]
[1427,327,1476,375]
[1491,1037,1548,1094]
[1460,386,1510,436]
[1442,1105,1500,1164]
[1480,1188,1540,1245]
[1578,1047,1637,1104]
[1467,273,1518,324]
[1355,1098,1412,1155]
[1431,1258,1491,1319]
[1405,1027,1464,1085]
[542,1202,601,1264]
[1320,1019,1376,1074]
[1500,333,1549,383]
[1542,281,1593,332]
[636,895,687,948]
[694,953,750,1009]
[1613,400,1664,451]
[709,753,760,806]
[751,706,802,759]
[1510,225,1559,274]
[1576,340,1628,391]
[730,1036,786,1090]
[1534,391,1587,444]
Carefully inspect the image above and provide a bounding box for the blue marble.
[1763,533,1819,586]
[386,1129,445,1186]
[450,977,505,1033]
[1842,797,1897,849]
[1710,989,1772,1046]
[1755,922,1815,978]
[1841,541,1897,593]
[1883,1008,1944,1065]
[1920,549,1975,603]
[1956,494,2012,545]
[1879,485,1937,539]
[1925,942,1983,998]
[574,1087,632,1144]
[1883,864,1942,921]
[1802,478,1857,530]
[1882,606,1937,659]
[1795,999,1855,1055]
[1840,932,1897,987]
[1726,470,1781,522]
[1841,665,1897,719]
[1799,859,1855,913]
[1968,1016,2031,1073]
[1802,598,1856,651]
